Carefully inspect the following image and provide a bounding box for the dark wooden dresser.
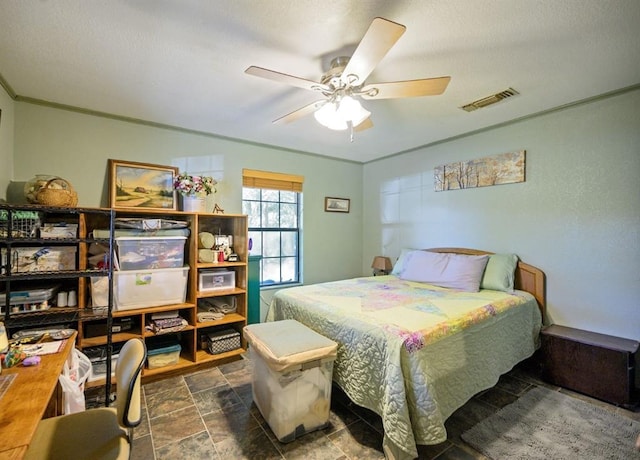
[540,325,638,406]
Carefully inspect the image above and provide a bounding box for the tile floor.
[120,356,639,460]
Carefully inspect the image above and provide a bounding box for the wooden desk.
[0,334,77,460]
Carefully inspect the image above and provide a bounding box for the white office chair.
[25,338,147,460]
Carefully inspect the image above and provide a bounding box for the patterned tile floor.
[124,356,639,460]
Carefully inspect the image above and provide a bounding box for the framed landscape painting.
[108,159,178,210]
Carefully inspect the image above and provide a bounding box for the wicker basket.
[36,177,78,207]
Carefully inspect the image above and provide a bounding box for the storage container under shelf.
[91,266,188,310]
[84,343,123,383]
[40,223,78,239]
[0,285,59,314]
[199,270,235,292]
[84,317,135,338]
[147,339,182,369]
[243,320,337,443]
[116,236,186,270]
[1,246,77,273]
[206,328,241,355]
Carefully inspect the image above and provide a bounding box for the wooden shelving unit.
[77,208,248,387]
[1,205,249,388]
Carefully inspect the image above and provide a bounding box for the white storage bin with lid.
[115,236,186,270]
[91,266,189,310]
[243,319,338,443]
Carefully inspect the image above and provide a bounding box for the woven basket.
[36,177,78,207]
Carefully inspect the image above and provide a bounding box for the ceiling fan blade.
[273,100,326,124]
[354,117,373,132]
[360,76,451,99]
[245,66,331,93]
[341,17,406,86]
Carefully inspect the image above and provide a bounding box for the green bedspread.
[267,275,542,459]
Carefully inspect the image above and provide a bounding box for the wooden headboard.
[427,248,547,321]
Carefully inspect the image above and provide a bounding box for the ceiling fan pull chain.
[349,122,355,143]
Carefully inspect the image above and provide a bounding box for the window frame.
[242,187,302,287]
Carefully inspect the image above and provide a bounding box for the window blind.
[242,168,304,192]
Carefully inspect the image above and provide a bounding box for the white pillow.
[399,251,489,292]
[390,248,417,276]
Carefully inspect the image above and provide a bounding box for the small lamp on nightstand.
[371,256,392,276]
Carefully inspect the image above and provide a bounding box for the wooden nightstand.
[540,325,638,406]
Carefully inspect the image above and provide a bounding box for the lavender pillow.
[398,251,489,292]
[390,248,417,276]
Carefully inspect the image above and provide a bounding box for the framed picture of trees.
[434,150,525,192]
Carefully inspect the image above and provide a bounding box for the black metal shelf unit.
[1,204,115,398]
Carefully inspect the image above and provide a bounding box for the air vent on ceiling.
[460,88,519,112]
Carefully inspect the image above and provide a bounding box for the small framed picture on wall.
[324,197,350,213]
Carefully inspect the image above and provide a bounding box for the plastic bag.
[59,373,86,414]
[59,349,91,414]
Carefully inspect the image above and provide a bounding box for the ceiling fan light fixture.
[314,97,370,130]
[314,102,348,130]
[338,96,371,127]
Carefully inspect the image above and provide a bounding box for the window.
[242,169,303,287]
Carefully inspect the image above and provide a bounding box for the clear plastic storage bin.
[147,342,182,369]
[116,236,186,270]
[243,320,337,443]
[91,266,189,310]
[0,286,58,314]
[199,270,235,292]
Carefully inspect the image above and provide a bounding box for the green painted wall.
[11,102,364,306]
[362,88,640,341]
[0,87,14,197]
[8,88,640,338]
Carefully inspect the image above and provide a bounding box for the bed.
[266,248,545,460]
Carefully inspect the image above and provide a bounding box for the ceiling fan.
[245,17,450,137]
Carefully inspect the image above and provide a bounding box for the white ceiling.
[1,1,639,163]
